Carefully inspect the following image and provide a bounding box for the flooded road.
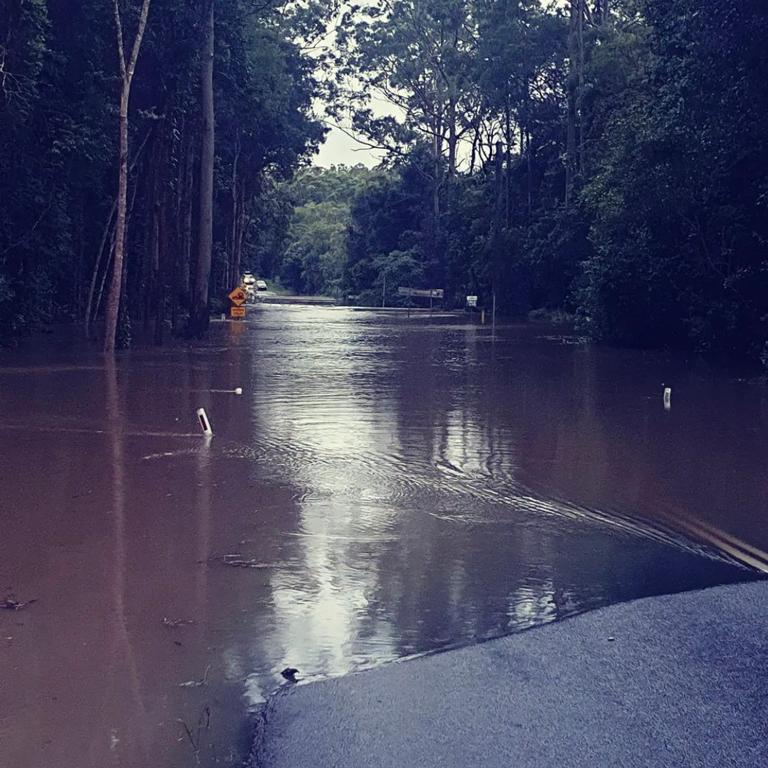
[1,306,766,768]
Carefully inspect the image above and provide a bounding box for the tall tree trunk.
[190,0,215,338]
[469,120,480,174]
[229,135,240,285]
[429,109,442,284]
[490,140,504,303]
[565,0,580,207]
[494,140,504,229]
[235,201,249,283]
[432,113,441,222]
[172,125,193,334]
[104,85,130,353]
[447,93,457,178]
[504,100,511,228]
[180,128,195,309]
[143,142,158,335]
[155,192,167,345]
[85,200,116,338]
[96,163,140,325]
[104,0,152,353]
[526,128,532,219]
[85,128,150,339]
[577,0,585,175]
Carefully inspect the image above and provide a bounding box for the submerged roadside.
[249,580,768,768]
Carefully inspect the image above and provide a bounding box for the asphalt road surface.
[253,580,768,768]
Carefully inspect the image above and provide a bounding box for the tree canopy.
[2,0,768,364]
[322,0,768,364]
[0,0,328,344]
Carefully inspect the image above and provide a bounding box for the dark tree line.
[0,0,328,347]
[4,1,768,364]
[325,0,768,364]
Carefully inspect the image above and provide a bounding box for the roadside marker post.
[664,387,672,410]
[197,407,213,437]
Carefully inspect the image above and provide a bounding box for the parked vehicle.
[242,272,256,299]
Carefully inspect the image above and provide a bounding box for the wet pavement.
[257,581,768,768]
[0,306,766,768]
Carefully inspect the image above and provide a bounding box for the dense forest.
[0,0,329,347]
[2,1,768,364]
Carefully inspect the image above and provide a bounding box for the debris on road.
[281,667,299,683]
[1,596,37,611]
[179,665,211,688]
[208,554,282,569]
[163,617,196,628]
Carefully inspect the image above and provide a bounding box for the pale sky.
[313,125,384,168]
[309,1,385,169]
[311,0,566,169]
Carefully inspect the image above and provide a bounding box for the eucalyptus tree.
[0,0,328,342]
[337,0,478,175]
[103,0,152,353]
[335,0,480,282]
[189,0,215,338]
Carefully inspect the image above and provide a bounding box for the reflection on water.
[0,307,765,767]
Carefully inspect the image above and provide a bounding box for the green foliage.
[3,0,768,364]
[580,0,768,357]
[332,0,768,363]
[343,154,432,304]
[277,165,377,295]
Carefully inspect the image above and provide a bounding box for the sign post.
[228,286,247,320]
[398,287,443,316]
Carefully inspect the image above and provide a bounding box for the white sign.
[397,287,444,299]
[466,295,478,307]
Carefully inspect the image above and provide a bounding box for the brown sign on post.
[230,305,246,319]
[228,287,247,306]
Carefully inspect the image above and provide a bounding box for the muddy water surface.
[1,306,765,767]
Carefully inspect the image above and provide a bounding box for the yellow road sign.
[228,287,247,306]
[230,305,246,319]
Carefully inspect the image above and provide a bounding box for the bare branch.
[127,0,152,82]
[113,0,127,79]
[321,119,407,159]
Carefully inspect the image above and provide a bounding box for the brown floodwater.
[1,306,766,767]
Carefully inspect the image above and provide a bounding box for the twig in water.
[1,596,37,611]
[179,665,211,688]
[209,554,282,569]
[177,705,211,766]
[162,617,196,628]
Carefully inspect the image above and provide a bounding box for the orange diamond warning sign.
[228,287,247,306]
